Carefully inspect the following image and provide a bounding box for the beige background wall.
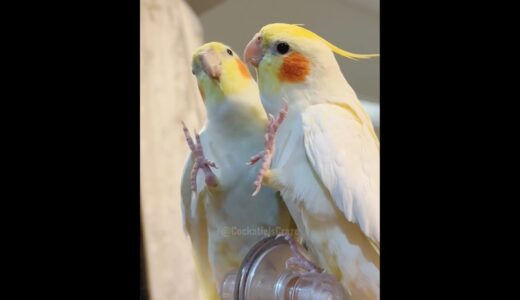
[141,0,206,299]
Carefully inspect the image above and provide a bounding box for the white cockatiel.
[244,24,380,299]
[180,42,293,300]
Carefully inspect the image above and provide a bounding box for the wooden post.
[141,0,206,299]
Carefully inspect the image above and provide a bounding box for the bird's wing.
[302,102,380,246]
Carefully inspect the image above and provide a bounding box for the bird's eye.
[276,42,290,55]
[226,49,233,56]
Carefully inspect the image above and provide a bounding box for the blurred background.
[141,0,379,299]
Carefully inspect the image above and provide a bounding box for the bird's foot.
[276,233,321,273]
[248,104,288,196]
[182,122,218,192]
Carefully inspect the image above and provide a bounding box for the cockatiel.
[244,24,380,299]
[180,42,293,300]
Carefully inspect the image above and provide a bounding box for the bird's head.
[243,23,378,97]
[192,42,257,104]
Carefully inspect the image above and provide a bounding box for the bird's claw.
[182,122,218,192]
[249,104,288,196]
[276,233,321,273]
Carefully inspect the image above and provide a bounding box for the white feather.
[302,103,380,244]
[180,101,293,297]
[269,113,380,299]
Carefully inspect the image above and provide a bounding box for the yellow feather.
[262,23,379,61]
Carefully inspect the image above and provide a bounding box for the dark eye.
[276,42,290,55]
[226,49,233,56]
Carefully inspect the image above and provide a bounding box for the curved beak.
[244,33,263,67]
[199,49,221,79]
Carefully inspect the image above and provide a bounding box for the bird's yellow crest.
[261,23,379,61]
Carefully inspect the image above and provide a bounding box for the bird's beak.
[244,33,263,68]
[199,49,221,80]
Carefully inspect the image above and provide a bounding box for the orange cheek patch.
[236,58,252,79]
[278,52,310,83]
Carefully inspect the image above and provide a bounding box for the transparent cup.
[220,236,347,300]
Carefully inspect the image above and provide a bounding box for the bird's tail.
[191,249,219,300]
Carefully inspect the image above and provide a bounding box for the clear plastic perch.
[220,235,347,300]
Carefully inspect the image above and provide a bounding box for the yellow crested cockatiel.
[244,24,380,299]
[180,42,293,300]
